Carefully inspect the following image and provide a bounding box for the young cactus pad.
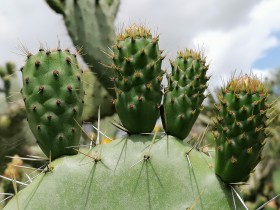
[214,74,269,183]
[161,49,209,139]
[111,24,164,133]
[21,48,84,159]
[4,135,244,210]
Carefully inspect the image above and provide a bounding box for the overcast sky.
[0,0,280,88]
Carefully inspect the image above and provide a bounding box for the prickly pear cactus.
[3,135,244,210]
[45,0,120,96]
[111,24,164,133]
[0,62,18,102]
[214,74,269,183]
[21,48,84,159]
[161,49,209,139]
[3,22,271,209]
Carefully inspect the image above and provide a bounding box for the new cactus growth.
[111,24,164,133]
[214,74,269,183]
[21,48,84,159]
[161,49,209,139]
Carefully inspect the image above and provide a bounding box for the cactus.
[0,62,17,102]
[4,134,244,210]
[214,74,269,183]
[3,24,273,209]
[45,0,120,96]
[21,48,84,159]
[161,49,209,139]
[111,24,164,133]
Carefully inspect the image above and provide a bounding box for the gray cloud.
[116,0,261,55]
[0,0,72,67]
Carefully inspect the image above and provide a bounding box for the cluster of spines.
[214,74,269,183]
[109,24,164,134]
[21,47,84,159]
[161,49,209,139]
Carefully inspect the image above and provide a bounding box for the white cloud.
[192,0,280,88]
[0,14,16,40]
[252,68,272,80]
[116,0,261,55]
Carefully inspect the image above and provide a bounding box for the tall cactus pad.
[111,25,164,133]
[215,74,269,183]
[4,135,243,210]
[21,48,84,159]
[45,0,120,96]
[161,49,209,139]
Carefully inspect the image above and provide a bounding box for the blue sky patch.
[253,32,280,70]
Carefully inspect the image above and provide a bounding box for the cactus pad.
[4,135,244,210]
[21,48,84,159]
[111,24,164,133]
[215,74,269,183]
[161,49,209,139]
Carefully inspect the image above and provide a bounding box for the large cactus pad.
[4,135,243,210]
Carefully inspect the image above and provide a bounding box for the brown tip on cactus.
[116,24,152,41]
[177,48,205,61]
[227,73,267,94]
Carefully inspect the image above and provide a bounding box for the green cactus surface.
[45,0,120,96]
[82,70,115,121]
[214,74,269,183]
[4,135,244,210]
[161,49,209,139]
[21,48,84,159]
[111,24,164,133]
